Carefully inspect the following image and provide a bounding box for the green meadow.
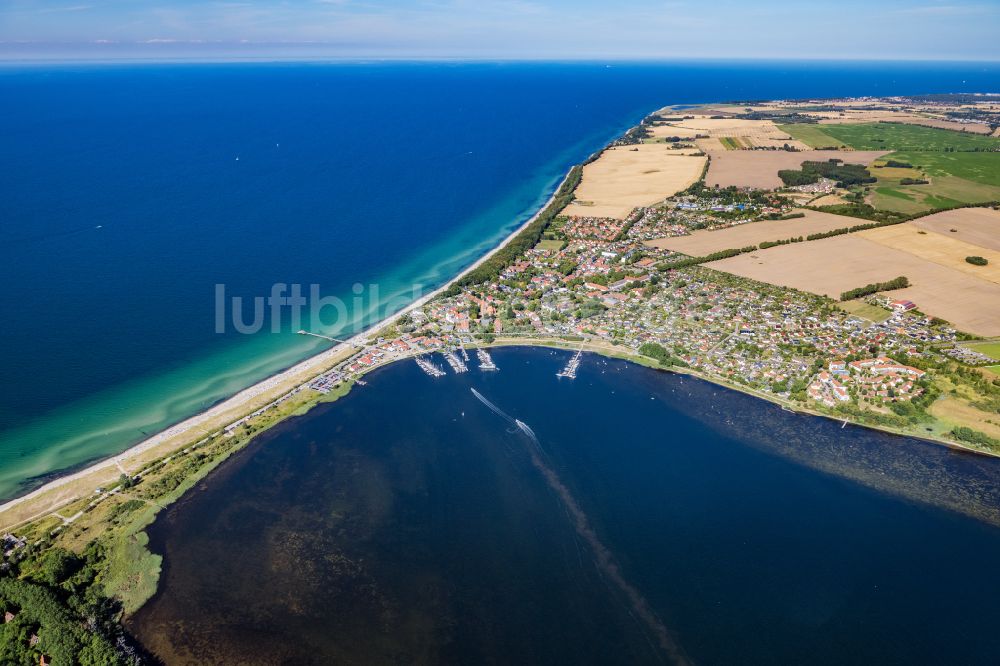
[786,122,1000,213]
[777,123,845,149]
[719,136,751,150]
[817,122,1000,152]
[535,238,566,251]
[886,151,1000,187]
[966,342,1000,362]
[838,299,893,323]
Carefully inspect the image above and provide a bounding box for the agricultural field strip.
[644,209,862,255]
[909,207,1000,251]
[564,144,707,219]
[858,224,1000,283]
[704,234,1000,336]
[703,150,889,189]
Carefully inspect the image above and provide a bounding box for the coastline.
[3,320,994,610]
[4,100,997,532]
[0,166,580,529]
[5,69,1000,666]
[485,337,1000,460]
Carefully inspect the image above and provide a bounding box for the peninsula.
[3,93,1000,663]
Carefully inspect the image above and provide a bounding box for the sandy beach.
[0,169,576,529]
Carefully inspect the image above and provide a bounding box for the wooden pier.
[415,355,446,377]
[556,349,583,379]
[477,348,498,371]
[443,350,468,373]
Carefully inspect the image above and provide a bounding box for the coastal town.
[314,206,954,420]
[295,94,1000,455]
[310,259,949,414]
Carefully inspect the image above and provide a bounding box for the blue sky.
[2,0,999,61]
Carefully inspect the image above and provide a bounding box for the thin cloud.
[892,3,994,15]
[2,0,998,60]
[35,4,92,13]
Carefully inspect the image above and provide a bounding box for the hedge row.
[805,218,905,241]
[840,276,909,301]
[658,201,1000,274]
[658,246,756,271]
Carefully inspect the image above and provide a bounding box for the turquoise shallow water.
[2,60,999,499]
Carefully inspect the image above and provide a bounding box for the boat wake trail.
[469,388,691,666]
[471,388,513,423]
[471,389,547,456]
[514,419,536,442]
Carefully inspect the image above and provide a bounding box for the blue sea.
[2,60,999,499]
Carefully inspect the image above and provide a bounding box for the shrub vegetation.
[840,276,910,301]
[778,159,877,188]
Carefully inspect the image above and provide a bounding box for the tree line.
[778,160,876,188]
[444,165,583,295]
[839,276,909,301]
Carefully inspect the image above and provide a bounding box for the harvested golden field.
[810,193,850,207]
[563,145,706,219]
[704,236,893,297]
[869,165,919,180]
[729,102,995,134]
[667,117,772,132]
[859,223,1000,283]
[909,207,1000,251]
[697,105,742,115]
[815,111,923,123]
[647,123,701,140]
[704,149,889,189]
[705,234,1000,335]
[644,209,857,255]
[664,117,809,151]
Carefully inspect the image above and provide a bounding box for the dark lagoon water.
[3,60,1000,499]
[131,347,1000,665]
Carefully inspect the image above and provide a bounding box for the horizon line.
[2,54,1000,67]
